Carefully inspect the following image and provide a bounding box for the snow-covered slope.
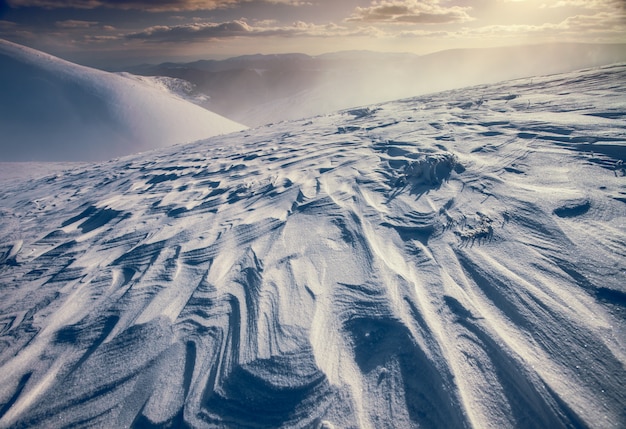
[0,65,625,428]
[0,40,246,162]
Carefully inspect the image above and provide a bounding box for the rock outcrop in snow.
[0,64,624,428]
[0,39,246,162]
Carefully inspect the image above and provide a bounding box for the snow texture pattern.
[0,64,625,429]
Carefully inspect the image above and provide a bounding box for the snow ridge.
[0,39,246,162]
[0,64,625,428]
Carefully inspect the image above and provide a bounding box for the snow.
[0,39,246,162]
[0,63,625,428]
[0,162,88,182]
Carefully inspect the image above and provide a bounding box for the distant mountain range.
[120,43,626,127]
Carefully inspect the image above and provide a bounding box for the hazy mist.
[125,43,626,127]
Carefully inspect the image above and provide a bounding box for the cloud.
[126,20,254,41]
[265,0,311,4]
[55,20,99,28]
[558,11,626,32]
[6,0,236,11]
[124,20,376,42]
[83,34,121,43]
[347,0,473,25]
[0,20,36,39]
[459,11,626,38]
[398,29,450,38]
[5,0,309,11]
[0,20,19,29]
[543,0,625,10]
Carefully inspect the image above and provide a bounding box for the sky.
[0,0,625,66]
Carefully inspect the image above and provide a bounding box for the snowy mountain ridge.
[0,39,246,162]
[0,64,625,428]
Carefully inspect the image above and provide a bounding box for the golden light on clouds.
[0,0,624,63]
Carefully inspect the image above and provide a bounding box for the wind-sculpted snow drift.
[0,65,625,428]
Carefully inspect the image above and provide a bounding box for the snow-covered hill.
[0,40,246,162]
[0,64,625,428]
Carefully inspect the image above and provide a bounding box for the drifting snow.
[0,39,246,162]
[0,162,88,182]
[0,65,625,428]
